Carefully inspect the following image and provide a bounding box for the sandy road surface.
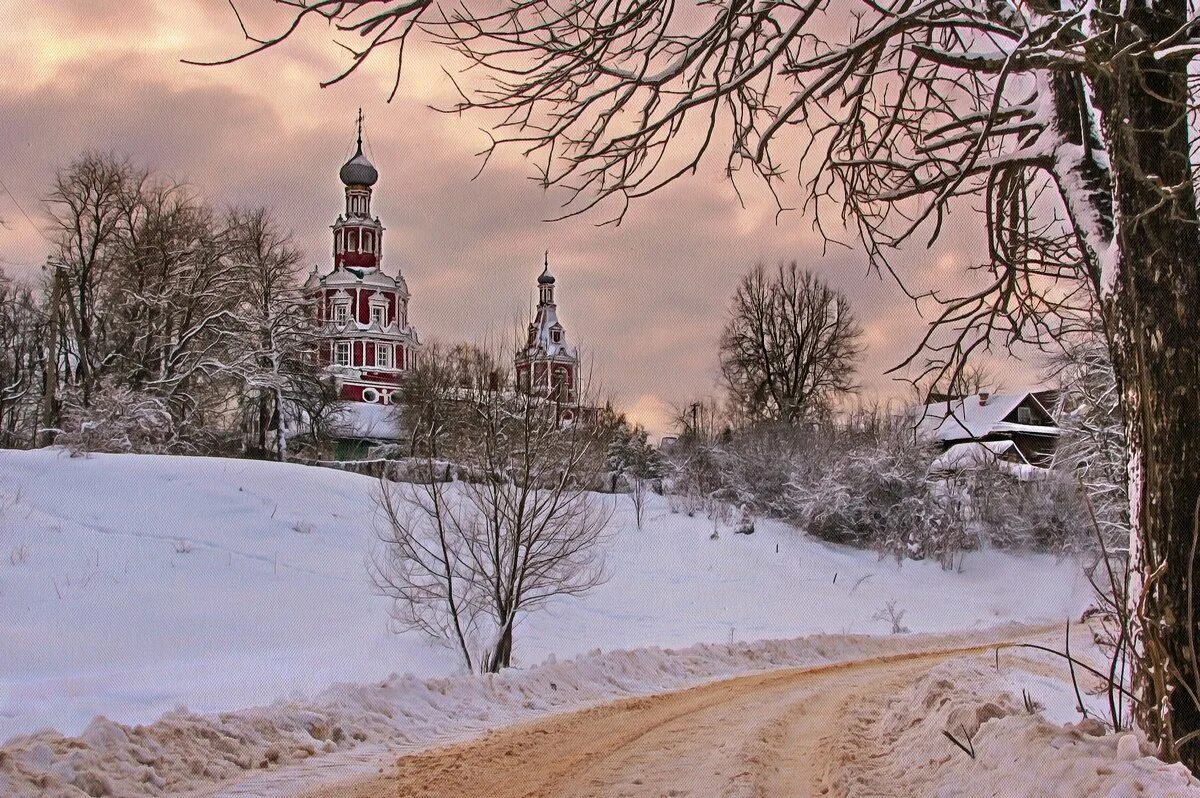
[306,637,1037,798]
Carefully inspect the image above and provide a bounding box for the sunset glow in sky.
[0,1,1036,435]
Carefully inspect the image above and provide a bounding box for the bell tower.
[305,112,420,417]
[333,109,385,273]
[515,253,579,403]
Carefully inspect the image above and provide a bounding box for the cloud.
[0,2,1043,435]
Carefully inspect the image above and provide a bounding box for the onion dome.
[340,110,379,186]
[340,146,378,187]
[538,252,555,284]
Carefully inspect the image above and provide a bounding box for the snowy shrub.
[971,470,1092,553]
[385,457,456,485]
[795,427,947,551]
[662,408,1094,558]
[873,600,910,634]
[56,382,180,456]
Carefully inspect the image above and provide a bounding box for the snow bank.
[838,658,1200,797]
[0,626,1031,798]
[0,448,1092,744]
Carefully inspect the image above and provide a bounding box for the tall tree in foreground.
[720,263,862,424]
[204,0,1200,764]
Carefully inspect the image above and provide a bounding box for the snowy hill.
[0,448,1091,742]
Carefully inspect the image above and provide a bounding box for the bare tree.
[372,343,612,672]
[227,208,334,460]
[372,474,484,670]
[721,263,862,424]
[45,153,143,409]
[0,271,46,447]
[40,154,333,455]
[399,341,505,461]
[203,0,1200,764]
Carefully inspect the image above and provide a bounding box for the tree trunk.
[1098,6,1200,765]
[486,621,514,673]
[38,267,63,447]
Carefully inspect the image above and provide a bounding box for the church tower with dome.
[515,255,579,405]
[305,112,419,414]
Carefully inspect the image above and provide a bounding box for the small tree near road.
[371,345,612,673]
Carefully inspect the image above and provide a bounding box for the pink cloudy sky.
[0,2,1039,435]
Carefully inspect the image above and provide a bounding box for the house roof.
[929,440,1045,481]
[911,391,1058,442]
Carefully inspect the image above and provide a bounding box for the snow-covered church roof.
[523,262,577,361]
[329,402,403,441]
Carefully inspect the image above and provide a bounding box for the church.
[306,116,582,453]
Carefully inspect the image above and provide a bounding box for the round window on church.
[362,387,380,403]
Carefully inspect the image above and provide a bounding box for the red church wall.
[359,370,401,386]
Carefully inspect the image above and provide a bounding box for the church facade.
[305,115,420,412]
[307,117,583,448]
[515,257,580,406]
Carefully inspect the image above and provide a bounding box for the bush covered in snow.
[970,468,1093,553]
[56,382,183,456]
[661,410,1096,559]
[790,424,975,565]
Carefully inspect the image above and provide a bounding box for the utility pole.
[38,259,63,447]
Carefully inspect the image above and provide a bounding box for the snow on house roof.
[929,440,1045,481]
[911,391,1058,442]
[933,440,1024,467]
[330,402,403,441]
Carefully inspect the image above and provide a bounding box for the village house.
[913,390,1061,478]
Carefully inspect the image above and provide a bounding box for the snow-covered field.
[0,448,1091,744]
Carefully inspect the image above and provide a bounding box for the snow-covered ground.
[846,657,1200,796]
[0,448,1091,744]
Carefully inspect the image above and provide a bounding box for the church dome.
[538,264,555,284]
[340,147,378,187]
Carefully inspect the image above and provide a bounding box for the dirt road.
[305,639,1022,798]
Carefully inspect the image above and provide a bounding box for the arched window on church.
[348,229,359,251]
